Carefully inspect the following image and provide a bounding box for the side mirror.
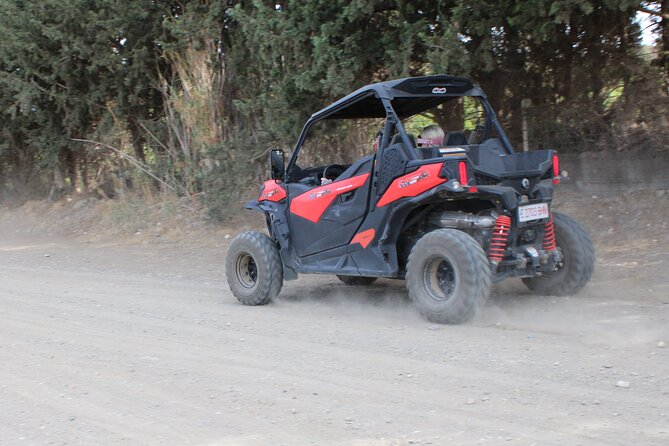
[270,149,285,181]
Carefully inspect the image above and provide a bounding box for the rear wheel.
[226,231,283,305]
[406,229,491,324]
[522,212,595,296]
[336,275,378,286]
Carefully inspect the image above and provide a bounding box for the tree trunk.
[433,99,464,134]
[662,1,669,88]
[53,166,65,192]
[128,117,147,164]
[0,164,5,202]
[80,152,89,193]
[64,148,77,193]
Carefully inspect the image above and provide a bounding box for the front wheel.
[226,231,283,305]
[522,212,595,296]
[406,229,491,324]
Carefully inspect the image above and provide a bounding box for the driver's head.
[417,125,445,147]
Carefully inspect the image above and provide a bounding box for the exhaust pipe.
[429,211,496,229]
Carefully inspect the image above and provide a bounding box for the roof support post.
[380,97,418,159]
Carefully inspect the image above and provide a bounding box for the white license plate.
[518,203,549,222]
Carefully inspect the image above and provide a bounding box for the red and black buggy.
[226,75,595,324]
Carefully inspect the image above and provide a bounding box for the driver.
[417,125,445,147]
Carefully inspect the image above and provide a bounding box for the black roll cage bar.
[285,76,514,179]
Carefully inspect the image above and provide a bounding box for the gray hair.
[418,125,445,146]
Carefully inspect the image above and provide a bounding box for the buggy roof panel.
[312,75,480,120]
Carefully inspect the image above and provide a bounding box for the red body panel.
[290,173,370,223]
[258,179,287,202]
[376,163,445,208]
[350,228,375,249]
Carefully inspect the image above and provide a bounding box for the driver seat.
[333,154,374,181]
[444,131,468,146]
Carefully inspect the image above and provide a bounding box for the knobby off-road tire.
[336,275,378,286]
[226,231,283,305]
[406,229,491,324]
[522,212,595,296]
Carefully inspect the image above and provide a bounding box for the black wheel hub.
[424,257,457,302]
[544,246,566,277]
[235,253,258,289]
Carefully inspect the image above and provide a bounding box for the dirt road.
[1,222,668,445]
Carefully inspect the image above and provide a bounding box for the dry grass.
[160,40,225,193]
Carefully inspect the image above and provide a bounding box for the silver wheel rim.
[235,253,258,289]
[423,256,457,302]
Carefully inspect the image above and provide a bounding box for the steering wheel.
[298,174,318,186]
[322,164,347,181]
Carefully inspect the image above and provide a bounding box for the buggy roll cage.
[285,75,514,177]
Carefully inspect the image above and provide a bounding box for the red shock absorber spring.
[489,215,512,263]
[544,213,557,252]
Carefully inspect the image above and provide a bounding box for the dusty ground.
[1,190,668,445]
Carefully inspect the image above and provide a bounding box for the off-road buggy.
[226,75,595,323]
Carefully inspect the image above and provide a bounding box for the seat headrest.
[389,133,416,147]
[444,131,468,146]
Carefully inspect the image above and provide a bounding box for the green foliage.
[0,0,666,217]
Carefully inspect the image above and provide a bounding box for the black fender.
[245,199,261,211]
[245,199,298,281]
